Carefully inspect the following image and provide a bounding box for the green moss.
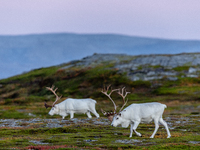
[19,127,77,135]
[146,144,199,150]
[153,86,200,96]
[130,80,151,88]
[0,109,30,119]
[0,122,199,149]
[173,66,190,72]
[0,66,58,83]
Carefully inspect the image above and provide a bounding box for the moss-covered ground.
[0,63,199,149]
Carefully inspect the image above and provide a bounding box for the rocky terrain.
[0,113,199,147]
[0,52,200,149]
[63,53,200,81]
[0,118,109,128]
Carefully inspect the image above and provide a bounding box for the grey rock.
[147,71,156,76]
[29,140,49,145]
[115,139,142,144]
[0,118,109,128]
[188,67,197,73]
[167,77,178,81]
[189,141,200,144]
[187,74,199,78]
[60,53,200,81]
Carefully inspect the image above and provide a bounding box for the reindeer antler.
[101,85,119,113]
[101,85,130,122]
[118,87,130,112]
[45,85,62,108]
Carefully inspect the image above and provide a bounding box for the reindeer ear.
[44,103,48,109]
[44,102,52,109]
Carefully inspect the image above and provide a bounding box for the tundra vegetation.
[0,60,199,149]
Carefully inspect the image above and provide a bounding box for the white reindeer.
[45,85,99,119]
[101,85,171,138]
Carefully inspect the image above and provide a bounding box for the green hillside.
[0,57,199,149]
[0,62,144,118]
[0,59,200,118]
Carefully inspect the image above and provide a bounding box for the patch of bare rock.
[63,53,200,81]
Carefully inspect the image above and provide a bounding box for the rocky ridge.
[63,53,200,81]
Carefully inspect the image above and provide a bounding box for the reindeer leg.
[131,121,141,137]
[70,112,74,119]
[129,124,133,137]
[133,122,142,137]
[150,118,159,138]
[86,111,92,118]
[159,118,171,138]
[90,108,100,118]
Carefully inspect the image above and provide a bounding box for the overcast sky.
[1,0,200,40]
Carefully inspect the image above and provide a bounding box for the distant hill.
[0,33,200,79]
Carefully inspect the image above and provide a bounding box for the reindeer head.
[44,85,62,109]
[101,85,130,122]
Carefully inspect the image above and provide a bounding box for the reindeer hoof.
[167,135,171,138]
